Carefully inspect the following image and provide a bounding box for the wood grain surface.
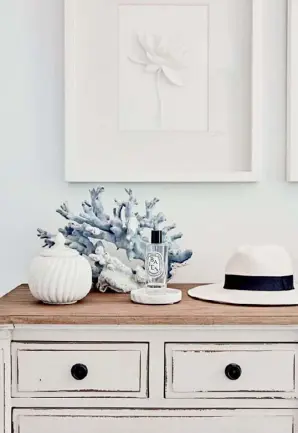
[1,284,298,325]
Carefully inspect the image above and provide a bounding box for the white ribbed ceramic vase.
[28,233,92,304]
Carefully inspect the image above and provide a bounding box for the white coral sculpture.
[129,33,187,127]
[37,187,192,293]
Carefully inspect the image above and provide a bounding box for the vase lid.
[40,233,79,257]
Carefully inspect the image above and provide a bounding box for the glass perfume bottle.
[145,230,168,294]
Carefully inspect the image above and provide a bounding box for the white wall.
[1,0,297,294]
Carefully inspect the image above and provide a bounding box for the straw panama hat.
[188,245,298,306]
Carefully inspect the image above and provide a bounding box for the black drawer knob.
[71,363,88,380]
[225,363,242,380]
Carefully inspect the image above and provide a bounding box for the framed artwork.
[65,0,262,182]
[287,0,298,181]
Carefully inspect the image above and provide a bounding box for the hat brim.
[188,283,298,306]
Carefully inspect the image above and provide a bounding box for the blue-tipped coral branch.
[37,187,192,292]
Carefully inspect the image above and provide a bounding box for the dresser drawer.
[13,409,295,433]
[165,344,297,398]
[12,342,148,398]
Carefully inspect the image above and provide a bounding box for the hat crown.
[225,245,293,277]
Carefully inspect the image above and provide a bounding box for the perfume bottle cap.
[151,230,163,244]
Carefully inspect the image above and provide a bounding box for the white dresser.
[1,284,298,433]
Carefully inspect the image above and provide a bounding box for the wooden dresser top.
[0,284,298,325]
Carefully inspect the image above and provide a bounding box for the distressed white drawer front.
[12,343,148,398]
[165,344,297,398]
[13,409,295,433]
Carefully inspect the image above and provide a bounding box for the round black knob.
[225,363,242,380]
[71,363,88,380]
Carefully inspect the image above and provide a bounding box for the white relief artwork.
[65,1,255,181]
[128,33,187,128]
[118,5,209,132]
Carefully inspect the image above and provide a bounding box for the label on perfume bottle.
[146,252,164,278]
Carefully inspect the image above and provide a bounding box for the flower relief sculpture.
[129,33,187,127]
[37,187,192,294]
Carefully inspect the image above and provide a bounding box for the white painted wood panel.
[0,349,3,433]
[14,409,295,433]
[11,395,298,410]
[12,343,148,398]
[11,324,298,343]
[0,328,12,433]
[166,344,297,398]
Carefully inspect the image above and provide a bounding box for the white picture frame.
[287,0,298,181]
[65,0,262,183]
